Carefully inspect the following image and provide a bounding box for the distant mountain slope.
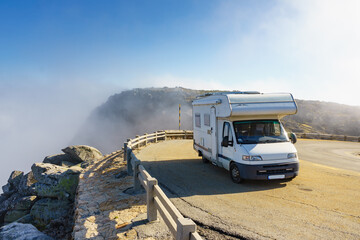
[72,87,360,153]
[282,99,360,136]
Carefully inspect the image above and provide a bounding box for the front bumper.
[234,162,299,180]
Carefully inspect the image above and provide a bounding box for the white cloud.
[0,80,116,189]
[214,0,360,106]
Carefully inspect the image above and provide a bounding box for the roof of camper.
[195,92,295,103]
[193,92,297,118]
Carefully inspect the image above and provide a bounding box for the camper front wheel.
[230,163,243,183]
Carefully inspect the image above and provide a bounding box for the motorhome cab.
[192,92,299,183]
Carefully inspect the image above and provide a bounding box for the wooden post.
[147,177,158,222]
[124,142,128,162]
[145,133,148,145]
[155,132,158,143]
[136,135,140,148]
[133,159,141,191]
[127,148,133,175]
[176,218,196,240]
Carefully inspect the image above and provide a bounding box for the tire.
[202,156,209,163]
[230,162,243,183]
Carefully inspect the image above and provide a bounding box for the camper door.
[219,121,234,169]
[210,107,217,161]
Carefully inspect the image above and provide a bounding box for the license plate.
[268,175,285,180]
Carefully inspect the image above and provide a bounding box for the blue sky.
[0,0,359,188]
[1,0,359,104]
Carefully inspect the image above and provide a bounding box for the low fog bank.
[72,87,202,153]
[2,85,359,190]
[0,82,115,191]
[73,87,360,155]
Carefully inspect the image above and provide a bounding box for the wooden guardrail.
[296,133,360,142]
[123,130,201,240]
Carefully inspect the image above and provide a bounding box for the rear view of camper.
[192,92,299,183]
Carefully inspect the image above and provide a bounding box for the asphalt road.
[295,139,360,172]
[136,139,360,240]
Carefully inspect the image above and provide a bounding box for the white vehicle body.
[192,92,299,181]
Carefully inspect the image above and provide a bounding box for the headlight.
[287,153,297,159]
[242,155,263,161]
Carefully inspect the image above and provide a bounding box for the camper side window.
[222,122,233,147]
[195,113,201,128]
[204,114,210,126]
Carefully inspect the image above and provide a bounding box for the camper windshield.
[233,120,289,144]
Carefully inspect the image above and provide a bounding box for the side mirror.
[289,132,297,144]
[222,136,229,147]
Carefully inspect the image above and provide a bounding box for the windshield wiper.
[241,140,258,144]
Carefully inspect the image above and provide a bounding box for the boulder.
[8,171,24,187]
[0,193,22,224]
[4,209,29,224]
[31,163,81,200]
[43,153,74,166]
[0,222,53,240]
[18,172,37,196]
[30,198,71,228]
[3,196,37,223]
[62,145,103,163]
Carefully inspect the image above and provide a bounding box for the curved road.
[136,139,360,240]
[296,139,360,172]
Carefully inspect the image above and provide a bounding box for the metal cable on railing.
[123,130,201,240]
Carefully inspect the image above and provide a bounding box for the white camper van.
[192,92,299,183]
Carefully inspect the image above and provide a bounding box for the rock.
[32,163,81,200]
[0,193,22,224]
[43,153,74,166]
[8,171,24,187]
[0,194,8,203]
[0,222,54,240]
[30,198,71,228]
[61,160,77,167]
[13,196,37,211]
[3,196,37,224]
[4,209,29,223]
[62,145,103,163]
[18,172,37,196]
[31,163,81,185]
[15,213,33,224]
[2,182,15,196]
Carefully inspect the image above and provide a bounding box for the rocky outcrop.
[0,145,103,240]
[32,164,81,201]
[0,222,53,240]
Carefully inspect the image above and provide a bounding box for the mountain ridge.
[72,87,360,154]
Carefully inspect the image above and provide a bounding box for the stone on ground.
[0,222,53,240]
